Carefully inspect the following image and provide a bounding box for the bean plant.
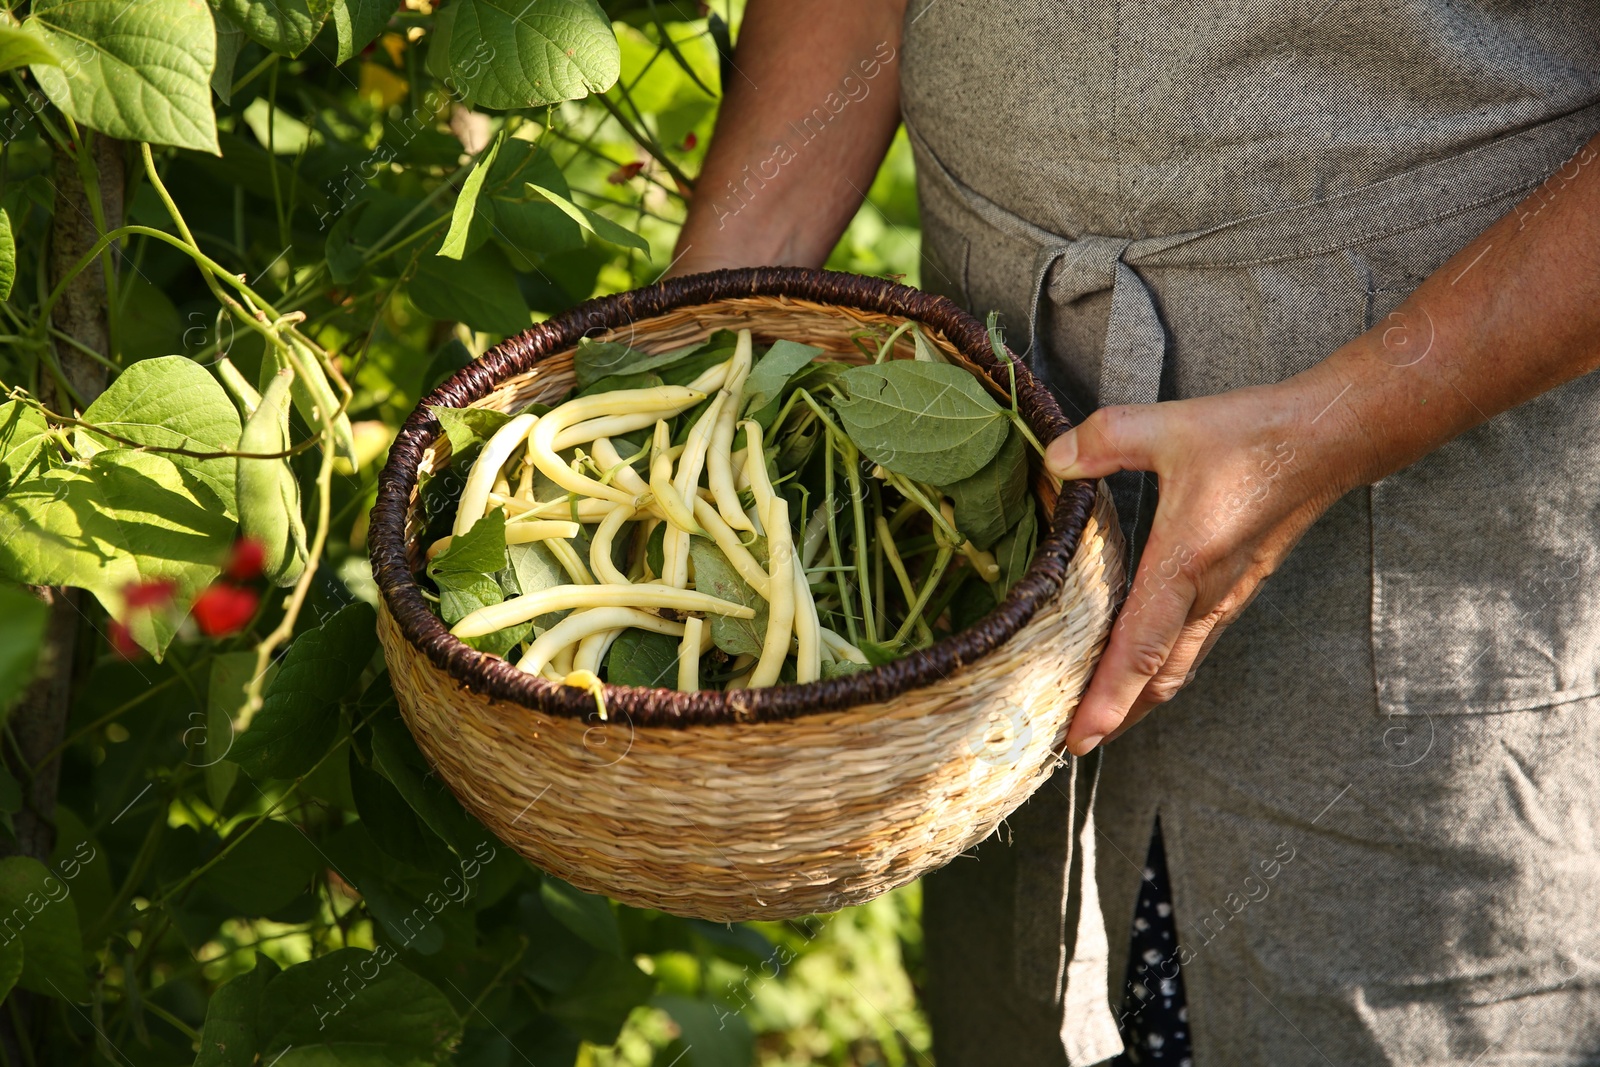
[0,1,927,1064]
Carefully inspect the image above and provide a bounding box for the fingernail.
[1069,733,1104,756]
[1046,432,1079,478]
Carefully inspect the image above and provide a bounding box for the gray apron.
[902,1,1600,1063]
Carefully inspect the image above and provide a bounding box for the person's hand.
[1046,375,1359,755]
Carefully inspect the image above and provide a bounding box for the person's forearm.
[1297,134,1600,490]
[668,0,907,276]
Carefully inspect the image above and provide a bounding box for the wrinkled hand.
[1046,380,1356,755]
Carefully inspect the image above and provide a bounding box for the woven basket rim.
[369,266,1098,727]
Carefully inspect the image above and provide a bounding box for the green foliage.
[741,339,823,427]
[0,585,48,714]
[831,360,1010,485]
[28,0,220,152]
[228,602,377,778]
[0,0,931,1062]
[428,510,531,655]
[688,538,767,658]
[574,336,705,389]
[0,448,236,656]
[943,423,1029,550]
[0,855,88,1000]
[603,627,677,687]
[429,0,621,110]
[0,208,14,301]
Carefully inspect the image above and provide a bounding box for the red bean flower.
[108,620,142,660]
[607,160,644,184]
[224,538,267,582]
[191,583,260,637]
[122,578,178,609]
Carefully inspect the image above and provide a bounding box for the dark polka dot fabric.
[1112,819,1192,1066]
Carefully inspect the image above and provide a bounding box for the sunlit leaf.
[0,209,15,303]
[527,182,649,253]
[331,0,396,64]
[438,134,502,260]
[212,0,331,57]
[28,0,219,153]
[0,449,236,657]
[0,17,60,73]
[81,356,240,517]
[429,0,619,111]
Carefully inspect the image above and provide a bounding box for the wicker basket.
[369,267,1123,921]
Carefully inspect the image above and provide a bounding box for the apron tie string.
[1030,234,1166,552]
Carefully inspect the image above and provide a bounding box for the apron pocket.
[1370,378,1600,717]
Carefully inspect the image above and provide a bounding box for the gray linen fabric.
[900,0,1600,1062]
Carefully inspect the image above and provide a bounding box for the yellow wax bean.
[819,627,869,664]
[590,437,650,496]
[678,616,704,691]
[454,412,538,535]
[494,494,616,522]
[749,497,795,688]
[574,627,623,674]
[663,391,726,587]
[527,386,704,504]
[452,583,754,639]
[545,538,595,585]
[518,607,685,676]
[691,496,772,599]
[706,330,754,531]
[791,551,821,683]
[649,421,702,536]
[589,505,635,586]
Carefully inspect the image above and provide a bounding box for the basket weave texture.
[370,268,1124,921]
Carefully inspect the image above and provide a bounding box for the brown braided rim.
[369,267,1097,728]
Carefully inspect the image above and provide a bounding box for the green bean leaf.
[254,949,457,1064]
[410,242,532,336]
[942,424,1029,550]
[527,182,648,253]
[604,628,679,688]
[195,952,277,1067]
[0,17,60,73]
[741,339,823,428]
[572,338,706,390]
[28,0,220,153]
[438,133,502,260]
[506,539,569,636]
[0,584,47,717]
[82,356,242,516]
[227,602,377,779]
[0,208,14,302]
[830,361,1008,484]
[429,510,530,656]
[0,401,51,494]
[331,0,396,64]
[0,856,87,1000]
[993,503,1038,598]
[688,539,767,658]
[212,0,331,58]
[0,449,236,658]
[432,406,513,458]
[428,0,619,111]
